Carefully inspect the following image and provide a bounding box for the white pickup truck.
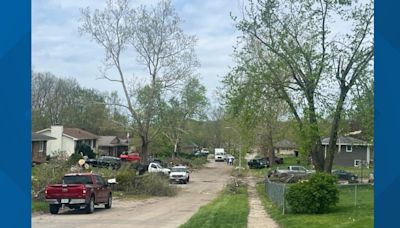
[169,166,190,184]
[148,162,171,175]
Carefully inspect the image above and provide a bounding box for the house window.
[354,159,361,167]
[346,145,353,152]
[38,141,45,152]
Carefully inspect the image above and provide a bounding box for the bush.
[31,160,70,199]
[133,173,176,196]
[68,153,83,166]
[115,163,136,191]
[286,172,339,214]
[75,144,95,158]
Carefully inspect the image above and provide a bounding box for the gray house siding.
[332,145,368,167]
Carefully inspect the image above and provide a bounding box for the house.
[32,132,55,165]
[97,136,129,157]
[181,142,200,154]
[275,139,297,156]
[321,136,373,167]
[36,125,98,157]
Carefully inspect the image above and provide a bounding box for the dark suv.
[332,170,358,183]
[248,158,267,169]
[86,156,121,170]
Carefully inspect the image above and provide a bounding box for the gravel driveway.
[32,160,232,228]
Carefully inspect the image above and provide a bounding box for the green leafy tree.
[227,0,373,172]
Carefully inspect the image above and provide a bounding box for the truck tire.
[85,196,95,214]
[187,177,190,183]
[105,193,112,209]
[49,204,60,214]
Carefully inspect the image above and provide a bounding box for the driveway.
[32,160,232,228]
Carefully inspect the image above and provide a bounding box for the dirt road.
[32,160,232,228]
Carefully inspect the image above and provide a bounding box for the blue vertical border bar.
[375,0,400,227]
[0,0,31,226]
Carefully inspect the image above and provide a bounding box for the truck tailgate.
[45,184,86,199]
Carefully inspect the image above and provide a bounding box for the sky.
[32,0,244,105]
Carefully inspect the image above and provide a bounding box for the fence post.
[282,184,286,215]
[354,184,357,206]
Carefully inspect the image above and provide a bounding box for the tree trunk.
[140,135,149,162]
[267,129,275,166]
[307,94,324,172]
[324,88,348,172]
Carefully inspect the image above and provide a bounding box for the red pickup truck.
[45,173,112,214]
[120,152,141,161]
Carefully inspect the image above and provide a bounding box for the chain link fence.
[265,178,373,215]
[265,178,287,214]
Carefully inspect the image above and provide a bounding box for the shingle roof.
[98,136,128,147]
[321,136,369,145]
[275,139,297,149]
[63,128,98,140]
[32,132,56,141]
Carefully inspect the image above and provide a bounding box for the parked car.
[45,173,112,214]
[274,165,314,175]
[120,152,141,161]
[86,156,121,170]
[169,166,190,184]
[200,148,210,155]
[332,169,358,183]
[264,156,284,164]
[248,158,267,169]
[148,162,171,175]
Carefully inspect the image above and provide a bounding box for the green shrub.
[286,172,339,214]
[115,164,136,191]
[31,160,70,199]
[68,153,83,166]
[75,144,95,158]
[133,173,177,196]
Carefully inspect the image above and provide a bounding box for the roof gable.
[98,136,128,146]
[321,136,370,146]
[32,132,56,141]
[275,139,297,148]
[63,128,98,140]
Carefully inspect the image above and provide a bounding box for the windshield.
[171,168,187,172]
[63,175,93,185]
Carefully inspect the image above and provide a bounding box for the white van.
[214,148,226,162]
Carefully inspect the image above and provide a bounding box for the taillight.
[45,189,47,195]
[83,189,86,195]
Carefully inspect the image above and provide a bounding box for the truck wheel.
[187,177,190,183]
[105,194,112,209]
[49,205,59,214]
[85,196,95,214]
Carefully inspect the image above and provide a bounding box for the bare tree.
[79,0,199,160]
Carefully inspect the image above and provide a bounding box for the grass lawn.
[256,184,373,228]
[180,186,249,228]
[32,200,48,213]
